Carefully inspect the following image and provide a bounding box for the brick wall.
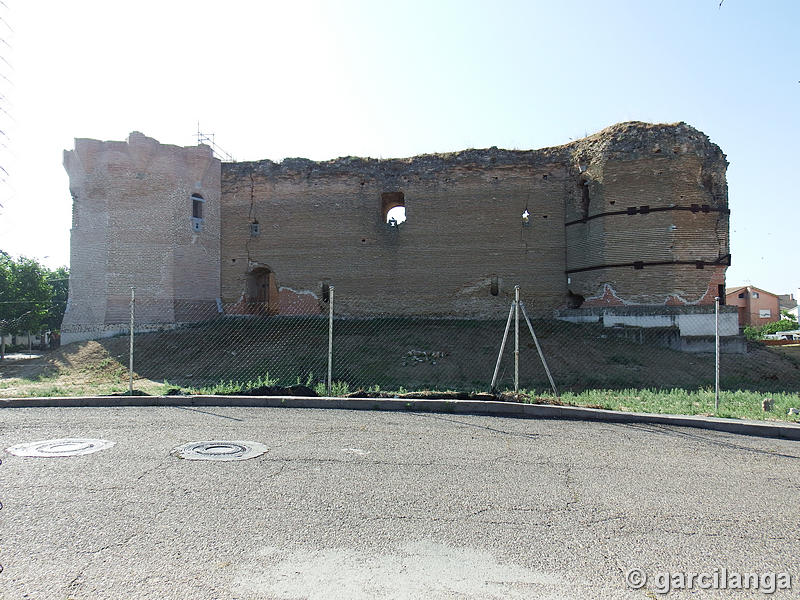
[62,133,221,343]
[220,121,729,316]
[220,154,569,316]
[62,121,729,338]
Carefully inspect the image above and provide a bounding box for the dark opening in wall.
[718,285,725,304]
[192,194,204,219]
[382,192,406,226]
[566,290,585,308]
[322,281,330,303]
[490,275,499,296]
[579,179,590,219]
[250,220,260,237]
[245,267,271,311]
[191,193,205,232]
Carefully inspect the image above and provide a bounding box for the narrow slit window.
[192,193,205,219]
[579,179,590,219]
[490,275,499,296]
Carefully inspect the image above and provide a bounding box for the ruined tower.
[62,132,221,343]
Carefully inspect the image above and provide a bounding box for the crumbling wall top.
[222,121,726,180]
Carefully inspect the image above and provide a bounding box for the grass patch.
[186,373,279,395]
[521,388,800,423]
[314,380,350,396]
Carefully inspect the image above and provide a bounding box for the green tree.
[744,318,799,341]
[8,255,52,332]
[45,266,70,331]
[0,252,69,358]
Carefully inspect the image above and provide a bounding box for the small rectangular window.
[191,193,205,220]
[752,292,759,299]
[490,275,499,296]
[738,293,745,298]
[759,309,771,318]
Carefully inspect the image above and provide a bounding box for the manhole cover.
[171,440,268,461]
[6,438,115,458]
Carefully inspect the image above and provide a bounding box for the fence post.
[327,285,334,396]
[514,285,520,394]
[490,302,515,393]
[715,295,720,413]
[129,287,135,395]
[520,301,559,398]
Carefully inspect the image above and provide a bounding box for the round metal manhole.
[171,440,268,461]
[6,438,115,458]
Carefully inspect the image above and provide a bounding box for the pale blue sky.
[1,0,797,295]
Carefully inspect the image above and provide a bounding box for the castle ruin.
[61,121,731,344]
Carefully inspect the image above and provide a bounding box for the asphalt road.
[0,406,798,599]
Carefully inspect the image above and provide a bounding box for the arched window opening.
[386,206,406,226]
[382,192,406,226]
[244,267,277,315]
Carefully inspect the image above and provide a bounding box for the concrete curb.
[2,394,800,441]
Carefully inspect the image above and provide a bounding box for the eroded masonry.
[61,121,730,344]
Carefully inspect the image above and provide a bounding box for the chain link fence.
[3,285,800,411]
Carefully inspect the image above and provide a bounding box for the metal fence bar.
[327,286,334,396]
[491,301,515,392]
[129,287,135,395]
[514,285,520,394]
[520,301,559,398]
[715,295,720,412]
[22,283,800,405]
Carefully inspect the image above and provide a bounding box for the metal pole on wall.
[714,296,720,413]
[129,287,135,396]
[514,285,520,394]
[327,286,334,396]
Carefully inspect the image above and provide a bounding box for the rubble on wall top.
[223,120,725,180]
[65,121,725,180]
